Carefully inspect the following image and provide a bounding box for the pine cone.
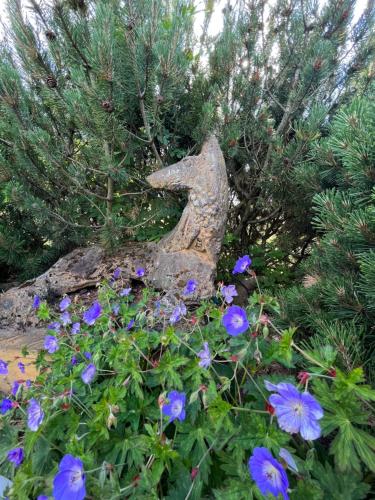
[101,99,114,113]
[126,19,135,31]
[252,69,260,82]
[313,58,323,71]
[341,10,349,21]
[46,75,57,88]
[45,30,56,41]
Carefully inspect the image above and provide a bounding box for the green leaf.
[37,302,50,321]
[208,396,233,431]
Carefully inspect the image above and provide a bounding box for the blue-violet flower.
[221,284,238,304]
[81,364,96,384]
[222,305,249,336]
[197,342,211,368]
[83,302,102,326]
[71,322,80,335]
[1,399,12,414]
[33,295,41,309]
[162,391,186,422]
[27,398,44,431]
[53,454,86,500]
[249,447,289,500]
[7,447,24,467]
[136,267,145,277]
[44,335,59,354]
[232,255,252,274]
[0,359,8,375]
[265,381,323,440]
[183,279,197,295]
[60,311,71,326]
[59,296,71,311]
[279,448,298,473]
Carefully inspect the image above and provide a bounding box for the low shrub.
[1,258,374,499]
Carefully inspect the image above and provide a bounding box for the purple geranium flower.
[222,305,249,336]
[60,311,71,326]
[113,267,121,279]
[83,302,102,326]
[32,295,41,309]
[53,454,86,500]
[81,364,96,384]
[47,321,61,332]
[112,304,120,315]
[169,306,181,324]
[84,352,92,360]
[7,447,24,468]
[154,300,162,317]
[44,335,59,354]
[183,279,197,295]
[162,390,186,422]
[11,381,20,397]
[37,496,49,500]
[0,359,8,375]
[127,319,135,330]
[198,342,211,368]
[71,355,78,366]
[1,398,12,414]
[221,284,238,304]
[232,255,252,274]
[120,287,132,297]
[136,267,145,277]
[279,448,298,473]
[169,302,187,325]
[17,361,25,374]
[59,296,71,312]
[249,447,289,500]
[71,322,81,335]
[265,381,323,440]
[26,379,31,388]
[27,398,44,431]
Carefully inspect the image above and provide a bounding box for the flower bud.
[107,411,117,429]
[265,402,275,415]
[297,371,310,384]
[191,467,199,480]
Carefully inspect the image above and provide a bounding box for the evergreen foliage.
[0,0,198,278]
[280,91,375,380]
[0,0,374,280]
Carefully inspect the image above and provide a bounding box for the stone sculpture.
[0,136,228,344]
[147,135,229,298]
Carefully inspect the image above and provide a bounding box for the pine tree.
[206,0,375,271]
[0,0,374,281]
[0,0,200,278]
[280,89,375,378]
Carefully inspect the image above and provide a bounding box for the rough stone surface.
[147,136,228,262]
[0,136,228,340]
[147,135,228,297]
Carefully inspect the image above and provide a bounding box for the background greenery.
[0,0,374,281]
[1,0,375,498]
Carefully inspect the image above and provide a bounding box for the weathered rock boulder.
[0,136,228,341]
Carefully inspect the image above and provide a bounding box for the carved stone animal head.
[146,136,222,192]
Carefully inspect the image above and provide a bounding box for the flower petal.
[301,391,324,420]
[300,416,321,440]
